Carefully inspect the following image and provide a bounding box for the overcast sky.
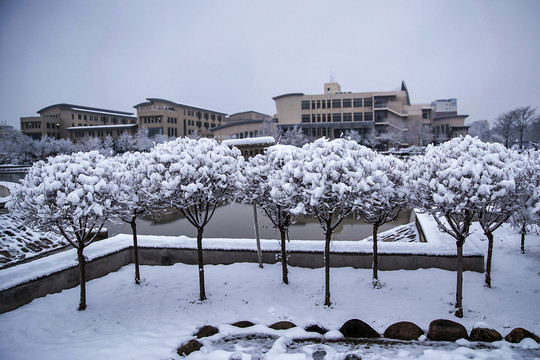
[1,0,539,129]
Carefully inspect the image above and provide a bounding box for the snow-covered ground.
[0,221,538,359]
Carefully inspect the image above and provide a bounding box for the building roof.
[228,110,271,118]
[37,104,134,116]
[433,114,469,121]
[134,98,227,115]
[272,93,305,101]
[210,119,264,131]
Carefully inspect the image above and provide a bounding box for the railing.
[374,103,408,115]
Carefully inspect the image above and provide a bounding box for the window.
[316,100,321,109]
[317,114,321,122]
[332,99,341,108]
[343,99,352,108]
[364,98,373,107]
[422,110,430,119]
[302,115,310,123]
[353,98,363,107]
[354,112,363,121]
[343,113,352,121]
[46,123,50,129]
[78,114,81,120]
[322,114,327,122]
[301,101,310,110]
[72,114,74,119]
[322,100,326,109]
[333,113,341,122]
[84,115,87,120]
[364,112,373,121]
[311,101,315,109]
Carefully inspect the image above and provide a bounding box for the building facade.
[134,98,227,139]
[273,82,468,146]
[20,104,137,141]
[210,111,273,141]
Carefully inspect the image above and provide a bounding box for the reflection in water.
[109,202,413,241]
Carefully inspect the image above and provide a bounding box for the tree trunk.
[279,227,288,285]
[324,219,332,307]
[130,217,141,285]
[521,223,526,254]
[197,227,206,301]
[484,230,494,288]
[77,246,87,311]
[252,204,263,269]
[372,223,379,286]
[455,240,464,318]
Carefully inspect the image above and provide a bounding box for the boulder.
[339,319,380,338]
[177,339,202,356]
[231,320,255,328]
[505,327,540,343]
[269,321,296,330]
[305,324,329,335]
[427,319,468,342]
[469,327,503,342]
[194,325,219,338]
[383,321,425,340]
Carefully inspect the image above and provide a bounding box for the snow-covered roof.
[222,137,276,147]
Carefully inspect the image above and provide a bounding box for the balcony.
[374,103,407,116]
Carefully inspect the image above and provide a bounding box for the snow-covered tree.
[358,154,409,287]
[7,151,125,310]
[111,151,158,284]
[409,135,493,317]
[467,141,525,288]
[240,145,303,284]
[511,149,540,253]
[145,138,244,300]
[279,126,310,147]
[296,138,377,306]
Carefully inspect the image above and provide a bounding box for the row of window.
[301,98,373,110]
[142,116,163,124]
[71,113,135,125]
[167,127,178,137]
[166,117,178,124]
[301,112,374,123]
[46,122,60,129]
[23,121,41,129]
[234,130,259,139]
[73,130,124,138]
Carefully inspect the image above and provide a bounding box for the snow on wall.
[222,136,276,147]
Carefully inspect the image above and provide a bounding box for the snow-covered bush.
[240,145,304,284]
[7,151,127,310]
[145,138,244,300]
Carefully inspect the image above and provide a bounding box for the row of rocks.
[177,319,540,356]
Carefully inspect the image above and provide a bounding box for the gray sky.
[1,0,539,130]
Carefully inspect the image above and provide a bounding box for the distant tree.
[241,145,304,284]
[404,119,434,146]
[116,131,136,153]
[145,138,244,300]
[513,106,537,151]
[344,129,363,143]
[493,110,517,148]
[7,151,124,310]
[409,136,491,317]
[358,154,409,287]
[297,138,378,306]
[279,126,310,147]
[259,118,280,140]
[468,120,492,142]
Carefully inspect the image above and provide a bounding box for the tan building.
[431,98,469,140]
[273,82,468,146]
[134,98,227,138]
[210,111,274,141]
[20,104,137,141]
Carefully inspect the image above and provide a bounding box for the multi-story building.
[20,104,137,140]
[134,98,227,138]
[0,123,15,136]
[210,111,274,141]
[430,98,469,140]
[273,82,468,146]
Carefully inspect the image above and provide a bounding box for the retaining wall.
[0,245,484,314]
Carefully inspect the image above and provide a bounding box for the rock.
[177,339,202,356]
[305,324,329,335]
[344,354,362,360]
[312,348,326,360]
[383,321,425,340]
[194,325,219,338]
[469,327,503,342]
[231,320,255,328]
[269,321,296,330]
[228,352,243,360]
[505,327,540,343]
[339,319,380,338]
[427,319,468,342]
